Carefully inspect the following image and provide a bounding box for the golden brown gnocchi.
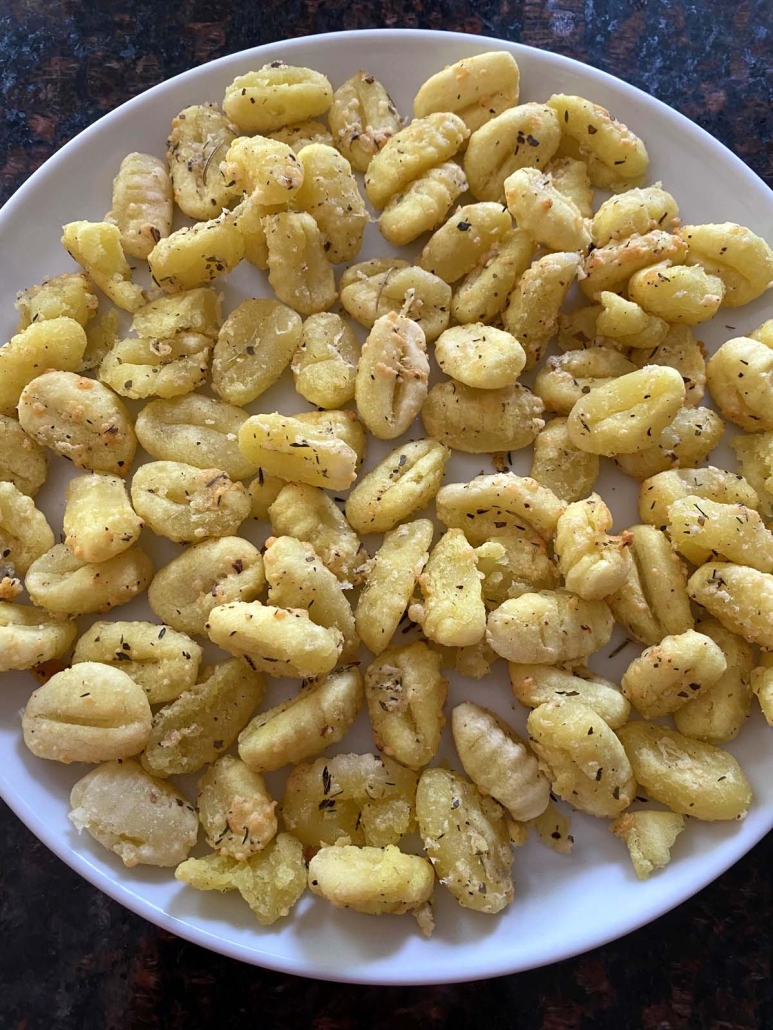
[238,666,363,772]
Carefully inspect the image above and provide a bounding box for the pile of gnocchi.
[2,47,773,937]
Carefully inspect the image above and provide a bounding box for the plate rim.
[1,26,771,986]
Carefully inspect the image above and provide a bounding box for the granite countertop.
[1,2,771,1027]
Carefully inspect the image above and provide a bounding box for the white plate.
[1,28,772,987]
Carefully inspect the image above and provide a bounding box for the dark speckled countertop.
[1,2,771,1027]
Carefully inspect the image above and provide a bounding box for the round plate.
[1,28,771,986]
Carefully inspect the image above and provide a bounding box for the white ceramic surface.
[0,29,771,986]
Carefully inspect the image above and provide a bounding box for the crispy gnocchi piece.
[72,620,201,704]
[421,381,544,454]
[264,536,358,660]
[221,135,304,204]
[18,370,137,475]
[628,261,725,325]
[23,663,152,764]
[264,211,337,315]
[554,494,631,600]
[673,618,754,743]
[687,563,773,648]
[567,365,685,456]
[618,722,752,821]
[70,760,198,867]
[282,752,417,848]
[504,168,591,253]
[434,324,525,390]
[175,832,306,926]
[408,529,486,647]
[309,843,433,919]
[198,755,277,859]
[464,102,561,202]
[707,337,773,431]
[436,473,565,542]
[148,214,245,293]
[62,221,145,312]
[132,288,222,339]
[239,666,363,772]
[638,466,759,530]
[356,520,433,655]
[509,663,631,729]
[592,184,679,247]
[26,543,153,616]
[106,152,173,260]
[580,230,688,300]
[414,51,520,132]
[731,433,773,517]
[613,406,724,481]
[451,228,534,325]
[141,658,263,777]
[63,473,142,563]
[292,143,368,263]
[131,461,250,543]
[416,767,513,914]
[98,332,212,400]
[268,483,364,587]
[607,524,693,645]
[678,222,773,306]
[530,418,599,502]
[364,112,469,209]
[238,413,358,491]
[452,702,550,821]
[0,602,77,672]
[502,251,581,369]
[364,642,447,770]
[268,119,333,152]
[0,317,87,417]
[148,537,265,638]
[211,298,302,406]
[628,324,706,406]
[355,312,429,441]
[486,589,613,664]
[223,63,333,133]
[611,811,685,880]
[15,272,98,332]
[207,601,343,679]
[667,495,773,571]
[546,155,594,218]
[418,203,512,284]
[596,292,669,350]
[621,629,727,719]
[534,347,637,416]
[379,163,468,247]
[0,482,54,574]
[291,312,358,409]
[526,799,574,854]
[751,652,773,726]
[166,104,239,219]
[547,94,649,188]
[527,700,636,817]
[340,263,452,343]
[329,71,401,172]
[135,394,257,481]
